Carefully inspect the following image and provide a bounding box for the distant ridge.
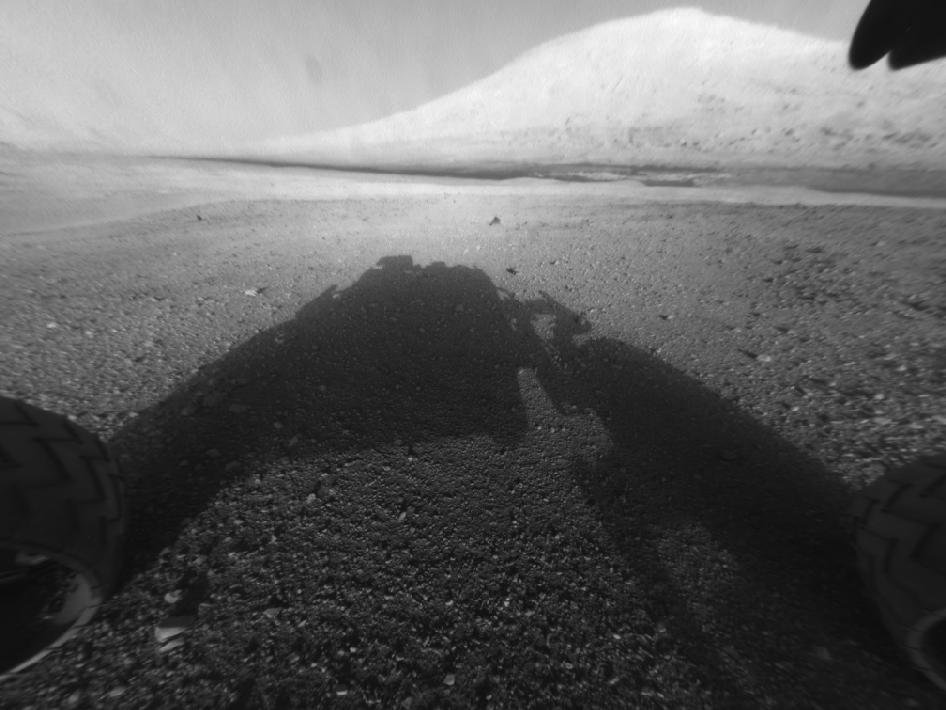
[250,8,946,171]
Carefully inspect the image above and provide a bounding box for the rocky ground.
[0,168,945,708]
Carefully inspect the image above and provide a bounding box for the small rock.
[305,493,317,504]
[756,354,773,363]
[489,216,501,226]
[444,674,456,686]
[154,615,196,644]
[813,646,833,662]
[244,288,261,297]
[106,687,128,699]
[224,461,241,473]
[164,589,184,604]
[46,321,59,329]
[157,638,186,653]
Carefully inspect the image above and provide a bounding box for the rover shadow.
[114,255,534,568]
[507,292,894,698]
[111,253,888,702]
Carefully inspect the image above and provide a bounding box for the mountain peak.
[257,8,944,171]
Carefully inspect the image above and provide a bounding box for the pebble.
[444,674,456,686]
[157,638,186,653]
[154,615,195,644]
[756,354,773,363]
[164,589,183,604]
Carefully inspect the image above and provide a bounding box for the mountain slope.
[251,8,946,170]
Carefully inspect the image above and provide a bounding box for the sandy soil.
[1,157,945,708]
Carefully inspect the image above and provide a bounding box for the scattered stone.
[444,674,456,686]
[45,321,58,329]
[155,615,196,645]
[756,353,773,363]
[164,589,184,604]
[244,287,261,296]
[157,638,186,653]
[489,216,501,226]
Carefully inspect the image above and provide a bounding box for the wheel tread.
[852,454,946,690]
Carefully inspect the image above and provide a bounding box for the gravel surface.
[1,189,945,708]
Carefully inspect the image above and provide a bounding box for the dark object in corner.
[849,0,946,69]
